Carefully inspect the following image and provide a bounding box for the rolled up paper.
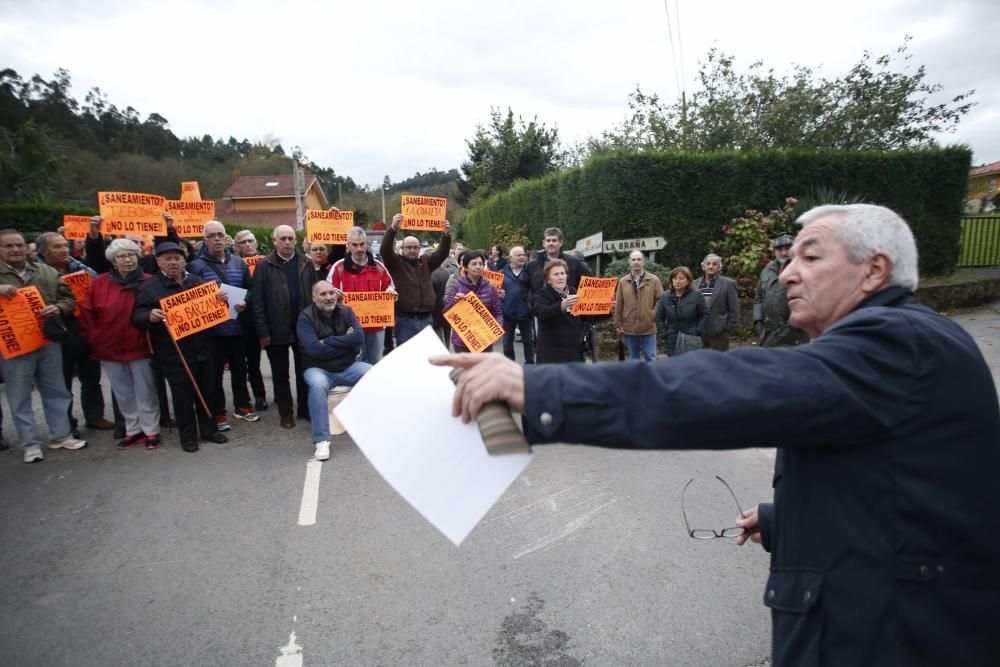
[449,367,531,456]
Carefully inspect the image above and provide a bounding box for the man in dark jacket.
[754,235,810,347]
[188,221,258,429]
[251,225,317,429]
[518,227,592,310]
[297,281,370,462]
[380,213,451,346]
[132,242,226,453]
[693,253,739,351]
[501,246,535,363]
[435,204,1000,667]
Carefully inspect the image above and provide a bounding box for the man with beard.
[297,281,370,462]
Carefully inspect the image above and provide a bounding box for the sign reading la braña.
[602,236,667,254]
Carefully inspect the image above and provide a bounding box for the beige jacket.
[613,271,664,336]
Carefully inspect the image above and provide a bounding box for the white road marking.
[297,460,323,527]
[275,630,303,667]
[511,498,618,560]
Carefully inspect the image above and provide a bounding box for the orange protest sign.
[443,292,504,353]
[400,195,447,232]
[483,269,505,291]
[98,191,167,236]
[306,209,354,244]
[180,181,202,201]
[165,200,216,238]
[159,281,230,341]
[572,276,618,315]
[342,291,395,328]
[244,254,263,277]
[0,286,49,359]
[63,215,92,241]
[61,270,92,317]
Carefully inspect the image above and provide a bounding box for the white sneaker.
[48,436,88,450]
[23,445,44,463]
[314,440,330,461]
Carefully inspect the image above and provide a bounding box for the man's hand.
[149,308,168,324]
[346,326,355,335]
[443,219,451,234]
[391,213,403,231]
[216,292,229,304]
[386,286,398,301]
[234,302,247,312]
[163,212,175,229]
[0,285,16,298]
[259,337,271,347]
[735,506,763,546]
[89,216,102,239]
[616,327,624,338]
[40,304,60,318]
[429,353,525,423]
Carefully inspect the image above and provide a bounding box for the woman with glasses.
[78,239,161,450]
[655,266,709,357]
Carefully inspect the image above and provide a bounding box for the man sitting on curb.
[297,281,371,461]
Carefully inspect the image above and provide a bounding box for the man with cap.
[754,234,810,347]
[132,242,227,452]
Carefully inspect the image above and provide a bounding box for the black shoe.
[0,437,9,452]
[280,415,296,429]
[254,396,268,411]
[117,433,145,451]
[182,441,199,452]
[113,427,126,439]
[203,432,228,444]
[161,418,176,429]
[71,427,82,439]
[85,418,115,430]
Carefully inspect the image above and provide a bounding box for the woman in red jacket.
[78,239,161,450]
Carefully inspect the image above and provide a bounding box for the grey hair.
[105,238,142,263]
[34,231,62,257]
[234,229,256,243]
[701,253,722,267]
[796,204,918,290]
[347,226,366,241]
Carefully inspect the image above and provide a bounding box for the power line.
[662,0,682,95]
[674,0,686,95]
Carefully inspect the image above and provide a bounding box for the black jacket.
[131,271,212,364]
[251,251,317,345]
[655,288,709,354]
[533,285,584,363]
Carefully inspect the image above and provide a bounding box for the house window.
[989,178,997,194]
[265,181,279,187]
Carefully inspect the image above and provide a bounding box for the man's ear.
[863,253,893,294]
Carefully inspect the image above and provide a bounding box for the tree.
[457,107,564,207]
[587,37,975,157]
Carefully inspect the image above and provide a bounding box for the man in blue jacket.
[297,281,371,462]
[501,246,534,363]
[189,221,258,430]
[435,204,1000,667]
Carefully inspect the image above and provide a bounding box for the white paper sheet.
[334,326,532,545]
[218,283,247,320]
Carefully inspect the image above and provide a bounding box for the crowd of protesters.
[0,212,810,464]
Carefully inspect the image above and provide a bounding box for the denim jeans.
[362,329,386,364]
[502,316,535,363]
[304,362,372,442]
[625,334,657,362]
[0,343,72,448]
[394,313,433,346]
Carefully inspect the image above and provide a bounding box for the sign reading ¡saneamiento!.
[306,210,354,244]
[62,215,92,241]
[61,270,92,317]
[98,191,167,236]
[400,195,447,232]
[571,276,618,315]
[443,292,504,353]
[159,281,230,341]
[342,291,395,328]
[165,200,216,238]
[0,286,48,359]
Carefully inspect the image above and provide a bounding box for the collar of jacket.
[110,267,147,288]
[850,285,916,312]
[266,250,305,268]
[198,245,231,265]
[157,270,192,288]
[0,258,35,276]
[344,252,375,273]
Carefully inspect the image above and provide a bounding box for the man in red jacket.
[327,227,396,364]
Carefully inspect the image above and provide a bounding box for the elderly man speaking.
[433,204,1000,666]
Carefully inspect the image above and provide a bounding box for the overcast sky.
[1,0,996,188]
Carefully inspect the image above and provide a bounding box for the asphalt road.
[1,301,996,666]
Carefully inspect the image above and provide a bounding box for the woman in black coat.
[534,259,584,363]
[655,266,709,356]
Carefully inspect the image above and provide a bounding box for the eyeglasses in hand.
[681,475,748,539]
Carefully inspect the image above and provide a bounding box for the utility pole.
[292,147,306,231]
[381,174,390,226]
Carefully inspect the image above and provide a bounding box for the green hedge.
[0,202,97,240]
[464,148,972,276]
